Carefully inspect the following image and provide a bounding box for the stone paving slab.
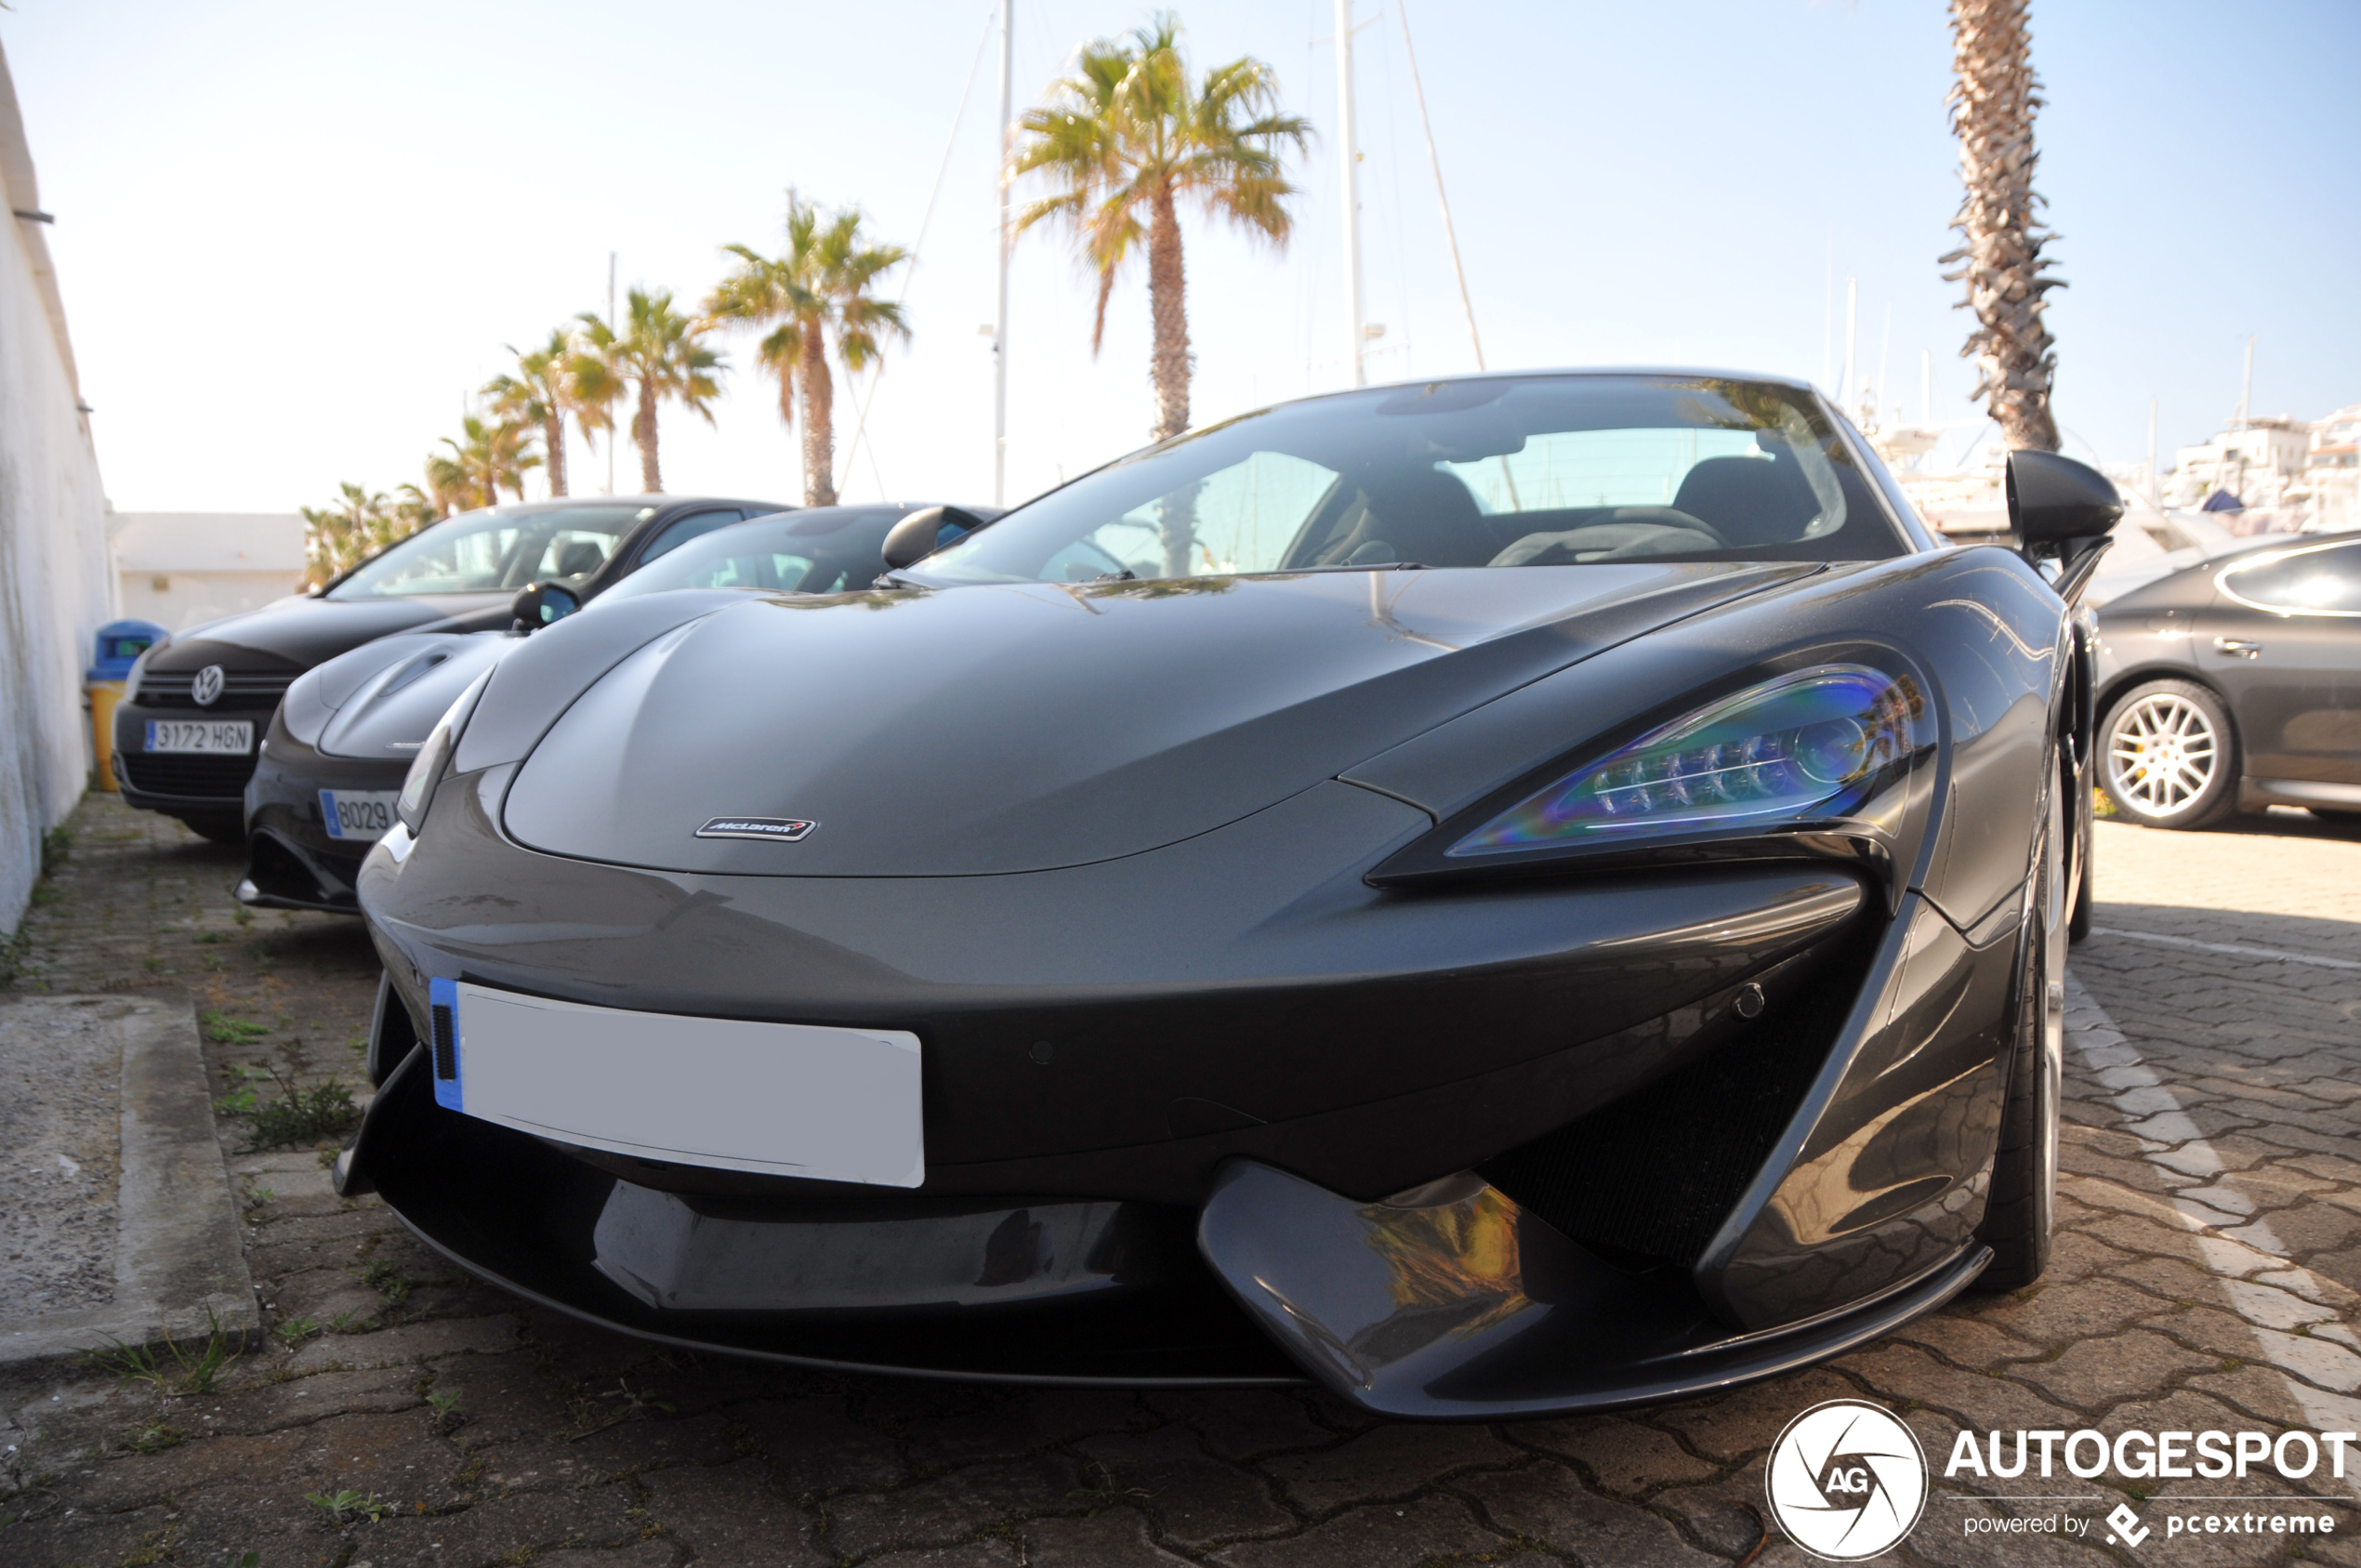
[0,993,257,1369]
[0,796,2356,1567]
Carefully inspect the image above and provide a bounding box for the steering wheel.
[1604,507,1728,546]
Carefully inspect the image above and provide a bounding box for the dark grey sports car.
[2092,533,2361,828]
[113,494,785,841]
[340,373,2120,1416]
[242,504,987,913]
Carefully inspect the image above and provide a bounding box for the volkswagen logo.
[191,665,226,707]
[1764,1399,1928,1561]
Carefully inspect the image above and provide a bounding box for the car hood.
[152,592,512,671]
[502,564,1812,877]
[289,630,521,760]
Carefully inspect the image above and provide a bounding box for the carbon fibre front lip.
[1196,1156,1990,1418]
[338,1051,1985,1403]
[343,1048,1301,1387]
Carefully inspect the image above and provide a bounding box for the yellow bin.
[89,679,125,791]
[88,620,166,794]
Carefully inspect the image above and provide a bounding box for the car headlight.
[1454,665,1926,854]
[1373,662,1935,887]
[395,669,495,837]
[122,638,167,705]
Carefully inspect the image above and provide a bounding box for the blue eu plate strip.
[428,977,463,1112]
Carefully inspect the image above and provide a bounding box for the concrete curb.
[0,995,258,1369]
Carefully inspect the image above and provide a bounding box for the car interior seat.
[554,539,609,578]
[1302,467,1498,568]
[1669,455,1822,547]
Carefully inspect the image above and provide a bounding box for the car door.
[2196,538,2361,787]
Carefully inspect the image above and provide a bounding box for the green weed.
[217,1062,359,1151]
[305,1488,390,1524]
[202,1011,270,1045]
[114,1422,188,1455]
[272,1317,320,1347]
[83,1310,242,1395]
[355,1259,412,1309]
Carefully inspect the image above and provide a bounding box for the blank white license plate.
[428,981,924,1187]
[146,719,253,754]
[319,789,401,841]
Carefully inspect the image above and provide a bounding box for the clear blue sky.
[5,0,2355,513]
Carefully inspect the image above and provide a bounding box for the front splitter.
[340,1047,1985,1408]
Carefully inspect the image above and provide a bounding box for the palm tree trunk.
[544,415,567,496]
[1145,184,1192,443]
[1943,0,2062,452]
[800,334,837,507]
[635,380,661,494]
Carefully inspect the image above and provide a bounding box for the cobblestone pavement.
[3,796,2360,1568]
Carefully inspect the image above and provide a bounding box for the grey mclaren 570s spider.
[342,371,2123,1418]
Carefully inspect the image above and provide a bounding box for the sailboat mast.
[993,0,1013,505]
[1335,0,1365,387]
[1396,0,1483,372]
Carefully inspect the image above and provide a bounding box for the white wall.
[0,42,113,933]
[108,512,304,631]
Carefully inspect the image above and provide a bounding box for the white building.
[2289,403,2360,533]
[0,42,115,933]
[108,512,306,631]
[2164,416,2312,509]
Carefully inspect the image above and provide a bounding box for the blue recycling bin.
[88,619,168,792]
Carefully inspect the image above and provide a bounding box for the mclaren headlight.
[395,669,495,837]
[1373,663,1935,887]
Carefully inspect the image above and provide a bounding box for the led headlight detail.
[1450,665,1927,858]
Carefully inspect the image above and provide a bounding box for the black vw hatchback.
[113,494,786,840]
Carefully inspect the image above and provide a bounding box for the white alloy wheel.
[2106,691,2220,818]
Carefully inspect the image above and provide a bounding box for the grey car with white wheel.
[2091,534,2361,829]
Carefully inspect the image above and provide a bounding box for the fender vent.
[1482,924,1877,1269]
[431,1004,457,1080]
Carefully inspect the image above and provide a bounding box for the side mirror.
[511,580,582,633]
[880,506,987,571]
[2006,450,2123,549]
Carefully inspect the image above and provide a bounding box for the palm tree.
[1941,0,2063,452]
[706,197,909,507]
[486,327,587,496]
[433,413,540,511]
[422,449,474,518]
[607,287,723,494]
[300,481,420,587]
[1013,12,1309,447]
[566,318,627,491]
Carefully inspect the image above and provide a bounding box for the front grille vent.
[117,751,260,799]
[1481,925,1878,1269]
[138,671,297,709]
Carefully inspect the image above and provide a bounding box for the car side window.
[639,509,744,565]
[2220,542,2361,615]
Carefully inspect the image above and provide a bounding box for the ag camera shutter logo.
[1766,1399,1929,1561]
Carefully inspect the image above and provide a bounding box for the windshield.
[592,507,908,605]
[327,504,656,600]
[914,375,1901,586]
